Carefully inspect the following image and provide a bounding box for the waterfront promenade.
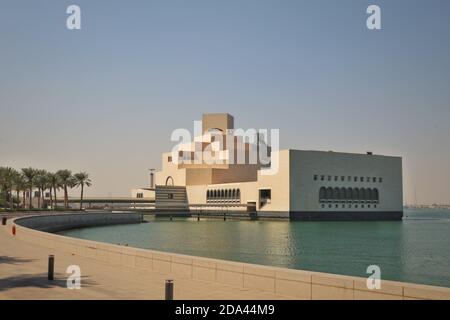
[2,212,450,300]
[0,217,287,299]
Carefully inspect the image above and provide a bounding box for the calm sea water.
[59,208,450,288]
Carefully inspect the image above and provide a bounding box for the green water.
[59,208,450,288]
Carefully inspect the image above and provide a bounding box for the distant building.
[19,190,52,209]
[141,113,403,220]
[130,188,155,199]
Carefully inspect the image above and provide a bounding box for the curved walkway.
[0,216,287,300]
[2,213,450,300]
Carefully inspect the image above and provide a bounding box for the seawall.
[8,213,450,300]
[14,212,143,232]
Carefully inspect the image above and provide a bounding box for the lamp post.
[148,169,155,189]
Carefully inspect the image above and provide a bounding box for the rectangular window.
[354,177,357,182]
[314,175,318,181]
[373,177,376,183]
[334,176,338,181]
[168,193,174,199]
[360,177,364,182]
[341,176,345,181]
[321,175,325,181]
[328,175,331,181]
[366,177,370,182]
[259,189,272,208]
[168,156,172,163]
[379,178,383,183]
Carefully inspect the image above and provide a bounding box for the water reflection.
[60,209,450,287]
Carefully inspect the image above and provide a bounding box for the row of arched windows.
[319,187,379,202]
[207,189,241,203]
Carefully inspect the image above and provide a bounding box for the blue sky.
[1,0,450,203]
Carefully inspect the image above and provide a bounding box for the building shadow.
[0,273,97,292]
[0,256,36,265]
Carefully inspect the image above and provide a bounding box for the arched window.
[220,190,224,198]
[340,187,347,200]
[232,189,236,198]
[319,187,326,201]
[213,190,217,198]
[333,187,340,200]
[352,188,359,201]
[207,190,210,199]
[236,189,241,202]
[359,188,366,201]
[347,188,352,201]
[367,188,373,201]
[165,176,174,186]
[225,189,228,198]
[326,187,333,200]
[373,188,379,202]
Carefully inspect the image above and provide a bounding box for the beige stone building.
[150,113,403,220]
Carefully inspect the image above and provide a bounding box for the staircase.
[155,185,189,212]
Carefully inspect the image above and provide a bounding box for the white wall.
[290,150,403,213]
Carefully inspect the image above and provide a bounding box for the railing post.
[165,279,174,300]
[48,255,54,280]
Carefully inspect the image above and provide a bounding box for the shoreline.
[2,212,450,300]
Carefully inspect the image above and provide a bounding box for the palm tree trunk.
[64,185,68,209]
[9,189,13,210]
[16,190,20,209]
[37,188,41,209]
[41,188,45,209]
[22,190,25,209]
[53,187,57,210]
[29,187,32,209]
[49,186,53,210]
[80,184,84,210]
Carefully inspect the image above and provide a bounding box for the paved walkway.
[0,221,289,300]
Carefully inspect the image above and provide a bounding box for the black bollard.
[224,213,226,221]
[48,255,54,280]
[165,279,174,300]
[2,217,7,225]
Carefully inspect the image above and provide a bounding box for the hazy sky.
[1,0,449,204]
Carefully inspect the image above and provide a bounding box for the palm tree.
[1,167,19,210]
[56,170,72,209]
[33,170,49,209]
[8,170,22,209]
[0,167,9,209]
[44,172,53,210]
[47,172,60,210]
[13,173,27,209]
[21,168,38,209]
[73,172,92,210]
[0,167,6,209]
